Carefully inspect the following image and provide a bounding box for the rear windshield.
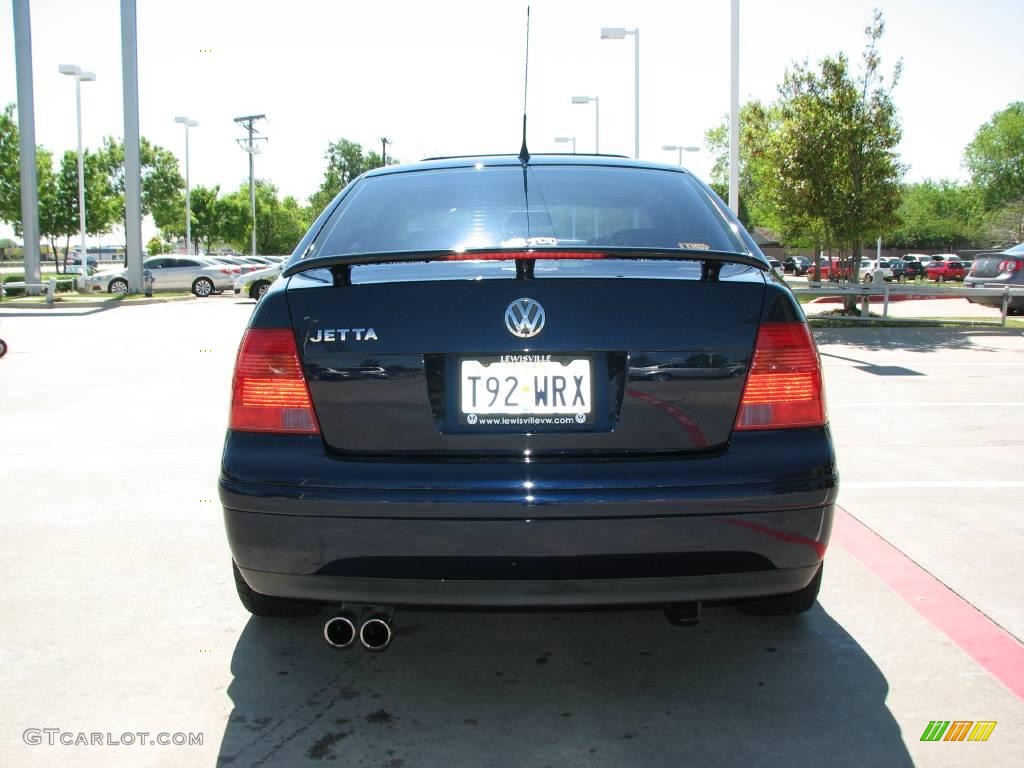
[309,165,747,258]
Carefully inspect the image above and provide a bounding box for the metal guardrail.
[791,282,1024,326]
[0,278,59,303]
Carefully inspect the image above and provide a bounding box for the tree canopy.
[704,11,904,265]
[964,101,1024,242]
[308,138,389,213]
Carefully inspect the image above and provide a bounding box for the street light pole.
[662,144,699,167]
[554,136,576,154]
[729,0,740,214]
[571,96,600,153]
[59,64,95,289]
[600,27,640,158]
[14,0,41,292]
[175,117,198,254]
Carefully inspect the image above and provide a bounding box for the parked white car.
[233,263,282,300]
[87,256,236,296]
[859,259,894,283]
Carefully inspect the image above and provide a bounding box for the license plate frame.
[458,355,595,426]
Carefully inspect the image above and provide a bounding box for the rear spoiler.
[281,247,769,285]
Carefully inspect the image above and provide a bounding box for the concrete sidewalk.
[0,306,1020,767]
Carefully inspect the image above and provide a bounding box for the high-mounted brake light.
[735,322,826,431]
[442,250,606,261]
[230,329,320,434]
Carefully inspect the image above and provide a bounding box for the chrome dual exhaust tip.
[359,616,393,651]
[323,614,357,648]
[323,607,394,651]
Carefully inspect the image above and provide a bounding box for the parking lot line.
[833,506,1024,700]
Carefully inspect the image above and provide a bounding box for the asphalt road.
[1,298,1021,767]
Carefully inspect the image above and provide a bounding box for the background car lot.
[88,256,236,295]
[0,300,1022,767]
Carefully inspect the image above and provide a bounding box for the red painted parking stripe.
[833,506,1024,700]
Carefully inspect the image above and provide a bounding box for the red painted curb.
[809,294,961,304]
[833,506,1024,701]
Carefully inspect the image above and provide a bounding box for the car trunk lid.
[286,260,765,457]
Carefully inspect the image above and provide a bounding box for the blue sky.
[1,0,1021,241]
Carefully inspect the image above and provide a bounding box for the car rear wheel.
[737,563,823,616]
[192,277,214,297]
[109,278,128,294]
[937,274,945,283]
[232,561,322,617]
[0,338,7,358]
[250,280,270,300]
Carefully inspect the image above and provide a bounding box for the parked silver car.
[233,263,282,300]
[88,257,236,296]
[965,242,1024,315]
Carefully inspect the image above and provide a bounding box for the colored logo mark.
[920,721,997,742]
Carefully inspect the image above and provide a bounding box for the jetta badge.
[505,298,545,338]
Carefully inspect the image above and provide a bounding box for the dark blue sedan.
[219,155,838,651]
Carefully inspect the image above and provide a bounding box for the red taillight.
[442,250,606,261]
[735,323,826,431]
[998,260,1023,273]
[230,329,320,434]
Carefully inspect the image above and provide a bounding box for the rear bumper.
[964,278,1024,309]
[229,508,830,607]
[220,428,837,607]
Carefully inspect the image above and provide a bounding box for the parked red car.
[925,260,966,282]
[808,259,856,281]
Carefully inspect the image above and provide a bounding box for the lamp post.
[599,27,639,159]
[729,0,740,214]
[554,136,576,154]
[58,64,95,289]
[174,116,198,254]
[662,144,699,167]
[571,96,600,154]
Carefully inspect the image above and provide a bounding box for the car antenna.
[518,4,531,164]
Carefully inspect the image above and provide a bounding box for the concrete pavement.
[0,300,1021,767]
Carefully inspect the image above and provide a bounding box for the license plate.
[460,357,592,422]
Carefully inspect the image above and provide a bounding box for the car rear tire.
[232,561,322,617]
[250,280,270,300]
[936,275,945,283]
[192,277,214,297]
[109,278,128,294]
[0,338,7,358]
[737,563,823,616]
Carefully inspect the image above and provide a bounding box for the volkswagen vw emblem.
[505,298,546,338]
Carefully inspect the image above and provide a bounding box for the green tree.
[188,185,223,254]
[704,101,778,230]
[222,181,311,255]
[768,10,904,283]
[964,102,1024,242]
[98,136,185,237]
[309,138,376,212]
[146,236,175,255]
[36,149,78,272]
[0,104,19,226]
[887,180,984,249]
